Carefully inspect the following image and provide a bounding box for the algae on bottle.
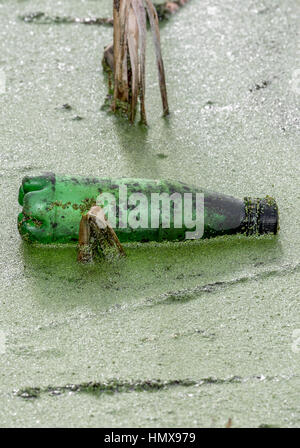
[18,173,279,244]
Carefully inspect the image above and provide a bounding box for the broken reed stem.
[110,0,170,124]
[21,2,192,124]
[78,206,126,263]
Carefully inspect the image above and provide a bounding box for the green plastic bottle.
[18,173,279,244]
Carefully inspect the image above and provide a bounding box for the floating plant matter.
[110,0,169,124]
[18,174,279,248]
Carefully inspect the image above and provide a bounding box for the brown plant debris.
[77,206,126,263]
[20,11,114,26]
[20,2,190,25]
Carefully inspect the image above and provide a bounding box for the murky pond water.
[0,0,299,427]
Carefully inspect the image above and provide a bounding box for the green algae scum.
[18,173,279,244]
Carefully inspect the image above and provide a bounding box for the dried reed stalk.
[111,0,169,124]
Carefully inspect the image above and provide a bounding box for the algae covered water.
[0,0,299,427]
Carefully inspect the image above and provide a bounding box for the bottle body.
[18,173,278,244]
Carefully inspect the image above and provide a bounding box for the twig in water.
[78,206,125,263]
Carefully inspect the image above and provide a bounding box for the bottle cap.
[244,197,279,235]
